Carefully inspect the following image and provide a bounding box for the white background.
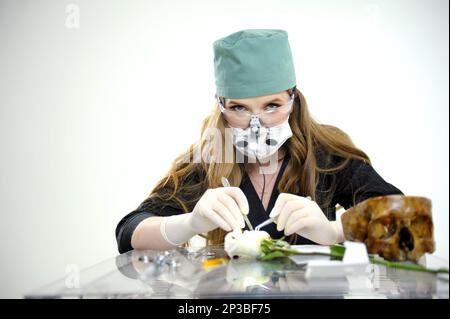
[0,0,448,298]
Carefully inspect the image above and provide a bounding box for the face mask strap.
[289,85,296,99]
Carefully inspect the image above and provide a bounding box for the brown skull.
[341,195,435,261]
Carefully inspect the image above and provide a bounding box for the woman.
[116,29,402,253]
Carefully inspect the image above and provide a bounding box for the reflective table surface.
[25,245,449,299]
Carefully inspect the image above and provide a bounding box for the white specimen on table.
[224,230,270,259]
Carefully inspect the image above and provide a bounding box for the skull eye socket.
[399,227,414,251]
[411,215,432,238]
[370,217,397,239]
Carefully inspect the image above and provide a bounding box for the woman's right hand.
[188,187,249,233]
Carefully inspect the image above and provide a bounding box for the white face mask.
[230,117,293,161]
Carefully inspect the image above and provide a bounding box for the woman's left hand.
[269,193,344,245]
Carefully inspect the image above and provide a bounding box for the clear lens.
[220,98,293,129]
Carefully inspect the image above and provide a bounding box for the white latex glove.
[161,187,249,246]
[189,187,249,233]
[269,193,344,245]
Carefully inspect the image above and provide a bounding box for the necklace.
[248,161,282,199]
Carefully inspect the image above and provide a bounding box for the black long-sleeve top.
[115,149,403,253]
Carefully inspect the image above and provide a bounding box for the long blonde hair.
[149,88,370,245]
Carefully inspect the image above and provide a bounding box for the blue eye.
[229,105,246,112]
[265,104,280,111]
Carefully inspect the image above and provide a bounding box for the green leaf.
[260,251,288,261]
[330,245,345,259]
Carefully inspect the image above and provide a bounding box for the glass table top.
[25,245,449,299]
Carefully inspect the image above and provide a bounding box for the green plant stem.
[260,239,449,274]
[369,257,449,274]
[269,247,344,258]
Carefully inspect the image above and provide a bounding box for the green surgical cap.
[213,29,296,99]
